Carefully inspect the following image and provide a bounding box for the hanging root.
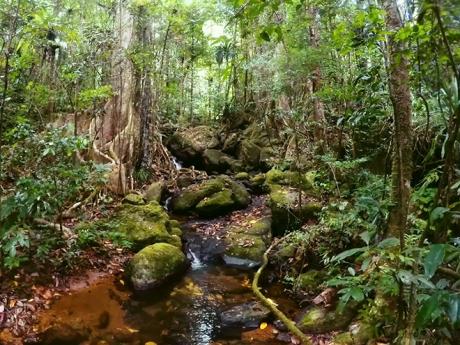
[252,237,313,345]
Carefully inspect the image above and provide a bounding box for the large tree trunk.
[383,0,412,244]
[90,1,139,194]
[134,6,155,173]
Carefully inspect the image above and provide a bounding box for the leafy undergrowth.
[0,203,133,340]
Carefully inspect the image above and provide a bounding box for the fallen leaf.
[145,342,157,345]
[260,322,268,330]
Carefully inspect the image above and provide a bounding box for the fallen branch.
[33,218,74,239]
[252,237,313,345]
[62,189,100,218]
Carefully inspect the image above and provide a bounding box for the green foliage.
[0,123,108,271]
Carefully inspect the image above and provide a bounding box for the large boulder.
[268,184,321,235]
[202,149,243,173]
[168,126,220,164]
[128,243,187,292]
[237,123,276,169]
[112,202,182,250]
[171,176,250,217]
[144,181,165,203]
[220,301,271,329]
[223,217,271,268]
[195,189,235,217]
[171,178,225,213]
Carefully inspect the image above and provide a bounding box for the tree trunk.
[308,7,326,147]
[90,0,139,194]
[383,0,412,245]
[135,6,155,173]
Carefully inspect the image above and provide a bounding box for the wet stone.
[220,301,271,329]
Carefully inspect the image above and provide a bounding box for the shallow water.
[37,229,293,345]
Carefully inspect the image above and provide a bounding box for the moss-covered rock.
[167,220,183,237]
[297,305,357,334]
[332,322,375,345]
[222,176,251,207]
[171,177,250,216]
[248,173,269,194]
[122,193,145,205]
[235,172,250,180]
[168,126,220,164]
[128,243,187,292]
[202,149,243,173]
[239,139,261,167]
[225,233,266,265]
[223,217,271,268]
[265,168,313,191]
[268,184,322,235]
[295,270,328,294]
[144,181,165,203]
[195,189,235,217]
[171,179,225,213]
[113,202,180,249]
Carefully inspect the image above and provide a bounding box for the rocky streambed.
[32,193,305,345]
[26,166,372,345]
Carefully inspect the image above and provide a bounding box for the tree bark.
[135,6,155,173]
[383,0,412,246]
[307,7,326,148]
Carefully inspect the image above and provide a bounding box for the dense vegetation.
[1,0,460,344]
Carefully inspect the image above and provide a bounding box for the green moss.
[195,189,234,217]
[300,201,322,218]
[225,233,267,263]
[123,193,145,205]
[170,227,183,237]
[129,243,187,291]
[166,234,182,248]
[224,177,250,207]
[332,322,374,345]
[239,139,261,167]
[273,242,297,260]
[171,179,225,213]
[168,219,181,228]
[265,168,313,191]
[295,270,328,293]
[113,201,179,249]
[268,184,321,235]
[230,217,271,237]
[333,332,353,344]
[120,218,172,249]
[144,181,164,203]
[297,306,357,334]
[235,172,250,180]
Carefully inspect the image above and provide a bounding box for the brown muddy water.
[36,229,296,345]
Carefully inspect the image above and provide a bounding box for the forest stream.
[35,196,297,345]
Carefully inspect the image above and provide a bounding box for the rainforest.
[0,0,459,344]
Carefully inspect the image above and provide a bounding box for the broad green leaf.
[430,207,449,224]
[448,294,460,324]
[378,237,399,248]
[423,244,445,279]
[416,294,440,328]
[350,287,365,301]
[332,247,366,262]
